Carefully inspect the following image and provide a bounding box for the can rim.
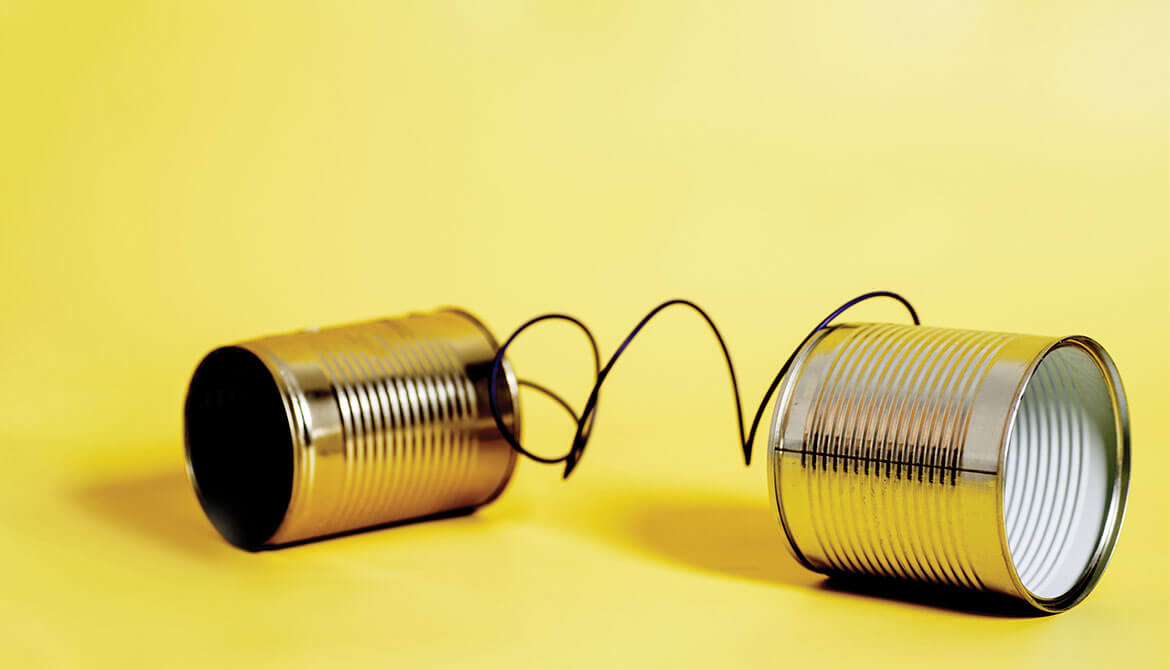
[993,335,1131,613]
[766,325,840,573]
[183,344,301,550]
[440,307,522,506]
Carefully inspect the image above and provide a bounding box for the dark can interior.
[184,346,294,549]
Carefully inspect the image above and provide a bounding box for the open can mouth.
[1000,338,1130,611]
[184,346,296,549]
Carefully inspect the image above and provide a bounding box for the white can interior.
[1003,344,1118,600]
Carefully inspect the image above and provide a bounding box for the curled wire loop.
[489,291,919,478]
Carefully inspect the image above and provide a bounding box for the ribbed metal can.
[767,323,1129,612]
[183,309,521,549]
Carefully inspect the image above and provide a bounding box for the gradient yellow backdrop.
[2,2,1167,668]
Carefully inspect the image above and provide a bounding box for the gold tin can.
[183,309,521,549]
[768,323,1129,612]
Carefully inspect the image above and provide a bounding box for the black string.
[489,291,919,479]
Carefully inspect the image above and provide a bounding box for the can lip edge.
[766,325,842,574]
[994,335,1132,613]
[437,307,522,507]
[183,344,298,551]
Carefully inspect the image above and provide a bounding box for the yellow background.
[2,1,1167,667]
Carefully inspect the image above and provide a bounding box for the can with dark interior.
[183,309,521,549]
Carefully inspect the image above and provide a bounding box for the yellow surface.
[2,1,1168,667]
